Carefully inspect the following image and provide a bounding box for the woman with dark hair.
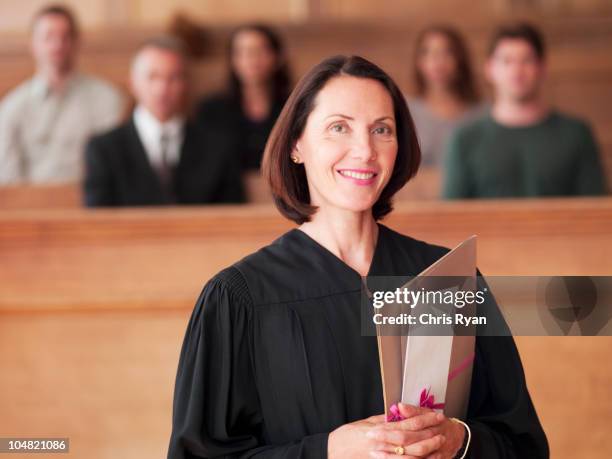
[408,25,486,168]
[196,24,290,175]
[167,55,548,458]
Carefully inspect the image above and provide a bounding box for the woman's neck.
[298,209,378,277]
[241,82,272,122]
[423,86,467,119]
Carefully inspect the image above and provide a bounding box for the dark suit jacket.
[83,118,245,207]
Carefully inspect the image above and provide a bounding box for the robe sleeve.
[464,274,550,458]
[167,267,329,459]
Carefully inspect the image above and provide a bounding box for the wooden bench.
[0,183,82,209]
[0,162,608,211]
[1,198,611,458]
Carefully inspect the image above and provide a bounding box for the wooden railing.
[1,199,611,458]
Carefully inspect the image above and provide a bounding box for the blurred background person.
[83,35,244,207]
[0,4,124,185]
[407,25,485,168]
[196,23,291,200]
[443,22,607,199]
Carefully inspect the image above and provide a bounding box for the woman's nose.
[350,132,377,161]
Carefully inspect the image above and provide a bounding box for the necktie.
[158,131,176,203]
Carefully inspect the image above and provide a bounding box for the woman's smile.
[336,168,378,185]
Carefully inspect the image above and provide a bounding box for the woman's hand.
[364,403,466,459]
[328,414,386,459]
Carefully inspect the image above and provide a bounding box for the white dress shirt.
[0,72,124,184]
[132,106,185,172]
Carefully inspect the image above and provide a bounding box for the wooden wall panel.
[1,199,611,458]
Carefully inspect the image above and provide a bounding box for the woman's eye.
[373,126,392,135]
[330,123,346,133]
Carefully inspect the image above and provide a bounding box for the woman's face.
[295,75,398,216]
[417,32,458,89]
[231,29,278,86]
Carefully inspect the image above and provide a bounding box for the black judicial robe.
[167,223,549,458]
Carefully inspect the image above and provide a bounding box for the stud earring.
[291,155,300,164]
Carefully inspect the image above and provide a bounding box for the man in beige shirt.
[0,5,124,184]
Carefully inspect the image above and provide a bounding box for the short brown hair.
[413,25,479,103]
[131,35,188,73]
[262,55,421,224]
[488,22,546,61]
[32,4,79,39]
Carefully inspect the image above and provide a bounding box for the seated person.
[443,22,607,199]
[196,24,291,173]
[83,36,245,207]
[407,24,486,168]
[0,4,123,185]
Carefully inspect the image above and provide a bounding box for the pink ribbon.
[419,387,445,410]
[386,403,406,422]
[386,389,443,422]
[447,353,475,383]
[386,352,476,422]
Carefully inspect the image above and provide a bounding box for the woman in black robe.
[167,55,549,458]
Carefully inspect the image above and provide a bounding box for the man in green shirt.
[443,23,607,198]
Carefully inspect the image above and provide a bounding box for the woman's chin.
[327,197,378,215]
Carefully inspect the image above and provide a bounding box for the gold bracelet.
[450,417,471,459]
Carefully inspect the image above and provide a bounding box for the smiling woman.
[166,55,549,459]
[263,55,420,227]
[293,75,398,207]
